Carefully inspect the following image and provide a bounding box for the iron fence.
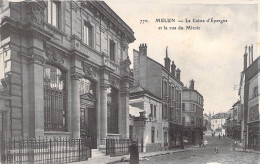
[0,137,92,164]
[105,138,143,156]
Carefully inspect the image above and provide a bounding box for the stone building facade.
[129,86,164,152]
[211,113,229,135]
[182,80,204,145]
[225,101,242,141]
[132,44,184,149]
[0,0,135,147]
[242,45,260,150]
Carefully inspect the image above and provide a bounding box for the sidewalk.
[73,146,199,164]
[224,137,260,154]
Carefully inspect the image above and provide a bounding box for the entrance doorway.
[80,93,96,147]
[79,78,96,148]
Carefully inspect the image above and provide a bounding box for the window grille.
[44,64,66,131]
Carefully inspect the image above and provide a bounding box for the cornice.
[1,16,53,42]
[81,1,135,43]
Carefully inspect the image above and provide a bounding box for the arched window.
[43,63,66,131]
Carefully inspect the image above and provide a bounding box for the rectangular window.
[169,85,171,99]
[254,86,258,97]
[109,40,115,61]
[249,104,259,122]
[191,116,195,125]
[164,81,167,96]
[182,103,185,111]
[161,80,164,98]
[83,22,93,47]
[150,104,153,118]
[151,127,155,143]
[172,86,174,99]
[154,105,156,119]
[48,0,59,27]
[162,104,167,120]
[192,104,196,111]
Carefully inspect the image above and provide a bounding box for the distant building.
[241,45,260,150]
[182,80,204,145]
[132,44,184,149]
[203,113,211,131]
[211,113,229,135]
[225,100,242,141]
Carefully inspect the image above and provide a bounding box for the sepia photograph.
[0,0,259,163]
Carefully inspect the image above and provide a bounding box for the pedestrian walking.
[129,140,139,164]
[215,147,218,153]
[219,134,221,140]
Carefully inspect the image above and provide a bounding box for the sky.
[106,0,259,115]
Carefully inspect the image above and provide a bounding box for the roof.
[183,87,203,98]
[90,1,135,43]
[129,105,145,117]
[146,56,184,86]
[232,100,240,107]
[130,86,162,100]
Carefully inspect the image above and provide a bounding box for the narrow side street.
[116,136,260,164]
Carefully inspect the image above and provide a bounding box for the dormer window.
[48,0,60,28]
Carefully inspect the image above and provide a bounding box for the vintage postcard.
[0,0,259,163]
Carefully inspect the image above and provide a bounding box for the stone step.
[99,144,106,153]
[91,149,106,158]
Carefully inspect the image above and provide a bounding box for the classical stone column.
[119,56,133,138]
[71,72,82,138]
[119,79,130,138]
[100,85,108,140]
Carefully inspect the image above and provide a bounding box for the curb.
[106,148,195,164]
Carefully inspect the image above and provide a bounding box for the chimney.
[176,68,181,80]
[244,45,248,71]
[139,43,147,56]
[189,79,195,90]
[251,44,253,63]
[164,46,171,72]
[248,46,251,65]
[171,61,176,76]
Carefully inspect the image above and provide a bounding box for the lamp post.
[244,130,247,151]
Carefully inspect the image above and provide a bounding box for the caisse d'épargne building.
[0,0,135,148]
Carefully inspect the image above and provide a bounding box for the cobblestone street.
[123,136,259,164]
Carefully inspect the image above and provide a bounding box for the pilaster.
[28,54,45,137]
